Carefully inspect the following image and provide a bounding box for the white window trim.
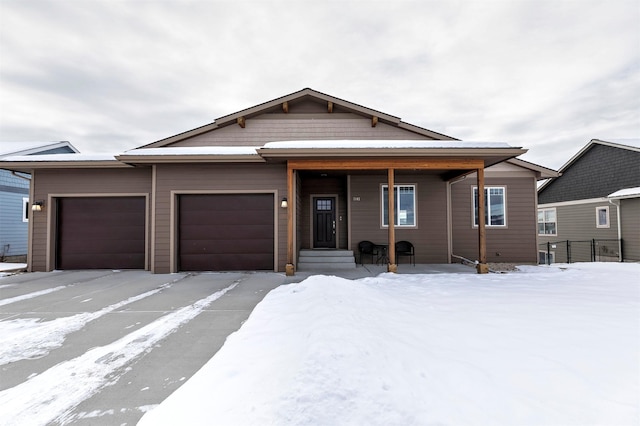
[538,207,558,236]
[22,198,29,222]
[381,184,417,228]
[472,186,507,228]
[596,205,610,228]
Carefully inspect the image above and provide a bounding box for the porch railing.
[538,239,622,265]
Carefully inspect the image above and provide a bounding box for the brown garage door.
[179,194,274,271]
[56,197,146,269]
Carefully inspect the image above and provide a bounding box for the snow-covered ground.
[139,263,640,426]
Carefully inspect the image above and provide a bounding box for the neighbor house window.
[22,198,29,222]
[538,208,557,235]
[473,186,506,227]
[382,185,416,227]
[596,206,610,228]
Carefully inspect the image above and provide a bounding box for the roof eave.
[115,154,265,164]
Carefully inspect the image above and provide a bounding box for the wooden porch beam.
[387,168,397,273]
[477,167,488,274]
[327,101,333,113]
[286,165,295,276]
[288,158,484,171]
[237,116,245,128]
[372,116,378,127]
[282,101,289,113]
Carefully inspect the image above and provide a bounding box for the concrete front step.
[297,250,356,270]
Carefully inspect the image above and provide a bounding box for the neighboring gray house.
[537,138,640,263]
[1,89,555,274]
[0,141,78,261]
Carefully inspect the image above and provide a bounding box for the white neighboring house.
[537,139,640,263]
[0,141,79,261]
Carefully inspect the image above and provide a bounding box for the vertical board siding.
[30,168,152,271]
[350,173,449,263]
[451,176,538,264]
[620,198,640,261]
[154,163,287,273]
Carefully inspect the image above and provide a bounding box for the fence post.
[546,242,551,265]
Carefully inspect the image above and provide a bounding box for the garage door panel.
[179,194,274,271]
[57,197,145,270]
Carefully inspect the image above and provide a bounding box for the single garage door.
[56,197,146,269]
[179,194,274,271]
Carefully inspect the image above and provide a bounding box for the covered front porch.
[283,158,493,275]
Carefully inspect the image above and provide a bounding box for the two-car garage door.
[55,194,275,271]
[178,194,274,271]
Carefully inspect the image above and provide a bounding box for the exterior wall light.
[32,200,44,212]
[280,198,288,209]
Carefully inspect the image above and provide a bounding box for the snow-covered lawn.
[140,263,640,426]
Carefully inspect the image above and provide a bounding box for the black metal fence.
[539,239,622,265]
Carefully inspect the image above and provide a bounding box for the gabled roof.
[0,141,79,158]
[140,88,457,148]
[538,138,640,192]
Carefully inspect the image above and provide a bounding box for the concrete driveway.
[0,270,287,426]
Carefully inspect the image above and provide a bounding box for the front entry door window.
[313,197,336,248]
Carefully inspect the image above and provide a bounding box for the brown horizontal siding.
[350,173,449,263]
[154,163,287,273]
[31,168,152,272]
[451,177,538,264]
[173,115,431,147]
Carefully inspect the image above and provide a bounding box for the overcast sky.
[1,0,638,169]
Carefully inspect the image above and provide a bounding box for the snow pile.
[140,263,640,426]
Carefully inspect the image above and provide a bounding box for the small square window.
[596,206,610,228]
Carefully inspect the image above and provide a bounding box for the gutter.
[11,171,31,181]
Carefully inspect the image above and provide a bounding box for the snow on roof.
[608,187,640,199]
[121,146,261,156]
[261,140,516,149]
[2,153,117,162]
[0,141,78,157]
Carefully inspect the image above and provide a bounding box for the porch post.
[286,164,295,276]
[477,167,489,274]
[387,168,397,273]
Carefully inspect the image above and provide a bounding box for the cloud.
[1,0,638,168]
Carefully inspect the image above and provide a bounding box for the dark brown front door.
[56,197,146,269]
[178,194,274,271]
[313,197,336,248]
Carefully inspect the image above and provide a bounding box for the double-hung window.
[382,184,416,227]
[473,186,506,227]
[537,208,557,235]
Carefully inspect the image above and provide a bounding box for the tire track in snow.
[0,275,188,365]
[0,279,239,426]
[0,285,68,307]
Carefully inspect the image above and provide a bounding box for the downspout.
[11,171,31,181]
[609,198,622,262]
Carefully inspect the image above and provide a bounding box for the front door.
[313,197,336,248]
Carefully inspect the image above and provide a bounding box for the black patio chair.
[358,240,379,265]
[395,240,415,266]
